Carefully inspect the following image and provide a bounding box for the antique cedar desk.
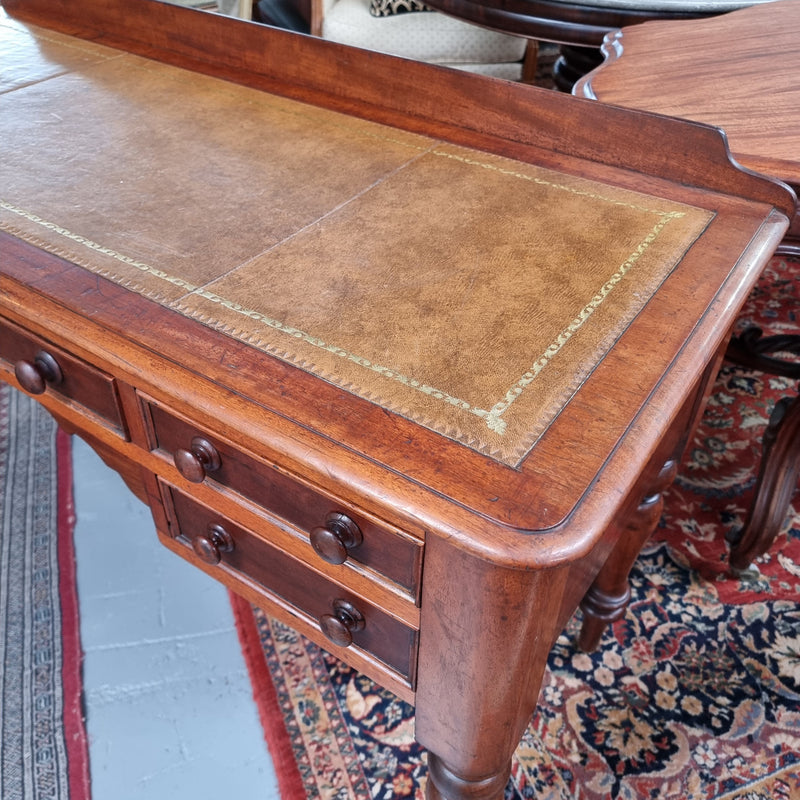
[0,1,794,797]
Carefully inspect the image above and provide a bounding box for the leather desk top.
[1,19,712,469]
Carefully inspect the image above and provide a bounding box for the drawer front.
[0,316,125,434]
[145,400,422,597]
[161,482,417,681]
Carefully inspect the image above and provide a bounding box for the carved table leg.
[727,391,800,572]
[725,322,799,570]
[553,45,603,92]
[578,457,677,652]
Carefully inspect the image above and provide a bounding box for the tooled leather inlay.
[0,24,714,466]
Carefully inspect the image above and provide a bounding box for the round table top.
[575,0,799,187]
[563,0,769,10]
[419,0,768,46]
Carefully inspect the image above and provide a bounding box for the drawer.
[0,316,126,435]
[160,481,418,682]
[143,399,423,598]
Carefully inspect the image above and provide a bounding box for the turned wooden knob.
[174,436,221,483]
[14,351,63,395]
[319,599,365,648]
[191,522,234,565]
[310,512,363,564]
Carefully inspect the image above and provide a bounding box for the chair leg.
[727,391,800,573]
[519,39,539,84]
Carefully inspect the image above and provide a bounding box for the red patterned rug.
[233,255,800,800]
[0,385,90,800]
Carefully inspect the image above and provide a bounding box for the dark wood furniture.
[0,1,793,797]
[575,0,799,572]
[416,0,766,89]
[575,0,799,254]
[725,333,800,571]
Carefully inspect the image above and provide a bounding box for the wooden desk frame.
[0,2,793,797]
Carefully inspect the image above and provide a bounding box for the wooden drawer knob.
[310,513,362,565]
[319,599,365,648]
[14,351,63,395]
[191,522,234,565]
[174,436,221,483]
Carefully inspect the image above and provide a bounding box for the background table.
[419,0,773,89]
[575,0,798,253]
[575,0,799,572]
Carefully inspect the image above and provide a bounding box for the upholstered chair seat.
[315,0,531,80]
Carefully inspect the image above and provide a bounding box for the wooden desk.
[0,1,792,798]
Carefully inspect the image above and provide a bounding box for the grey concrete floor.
[71,436,280,799]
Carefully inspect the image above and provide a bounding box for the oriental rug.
[0,384,90,800]
[233,255,800,800]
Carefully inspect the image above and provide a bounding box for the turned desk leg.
[578,457,677,652]
[425,756,511,800]
[727,391,800,572]
[577,351,725,651]
[415,536,570,800]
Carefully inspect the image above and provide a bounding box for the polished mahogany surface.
[0,1,792,798]
[418,0,766,46]
[415,0,770,89]
[575,0,800,592]
[576,0,799,248]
